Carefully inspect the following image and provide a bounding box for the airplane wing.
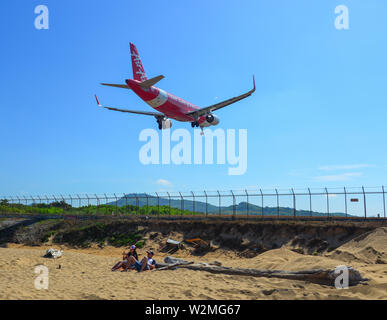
[185,76,256,118]
[94,95,165,118]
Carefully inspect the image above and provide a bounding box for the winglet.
[95,94,101,106]
[252,75,256,92]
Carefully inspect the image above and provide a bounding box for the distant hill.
[108,193,348,217]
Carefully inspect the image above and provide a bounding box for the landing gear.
[191,120,203,135]
[157,119,162,130]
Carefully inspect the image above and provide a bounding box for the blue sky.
[1,0,387,203]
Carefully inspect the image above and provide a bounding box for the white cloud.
[318,164,374,171]
[314,172,363,182]
[155,179,172,186]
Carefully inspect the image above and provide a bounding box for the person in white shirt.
[127,250,156,272]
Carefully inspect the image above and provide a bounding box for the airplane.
[95,43,255,135]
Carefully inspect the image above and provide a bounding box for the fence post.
[167,192,171,215]
[291,188,296,218]
[44,196,49,214]
[383,186,386,218]
[344,187,348,218]
[94,194,99,215]
[76,195,81,215]
[30,195,35,215]
[123,193,128,215]
[23,196,28,214]
[103,194,108,215]
[191,191,195,214]
[60,194,66,215]
[362,186,367,219]
[324,188,329,219]
[217,191,221,216]
[260,189,264,218]
[231,190,236,218]
[204,191,208,217]
[53,195,58,215]
[145,194,149,209]
[275,189,279,218]
[85,194,90,215]
[113,194,118,216]
[307,188,312,217]
[155,192,160,216]
[245,189,249,217]
[179,192,183,216]
[69,195,73,214]
[37,195,42,213]
[135,193,139,215]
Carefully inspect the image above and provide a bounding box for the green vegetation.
[0,200,200,217]
[50,220,146,248]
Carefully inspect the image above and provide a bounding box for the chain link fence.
[0,186,386,220]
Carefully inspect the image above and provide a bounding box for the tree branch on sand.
[155,257,367,287]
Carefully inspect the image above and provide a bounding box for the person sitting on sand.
[126,250,156,272]
[111,245,138,272]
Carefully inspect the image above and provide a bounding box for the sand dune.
[327,227,387,264]
[0,228,386,300]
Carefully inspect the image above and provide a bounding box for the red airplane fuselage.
[126,79,209,125]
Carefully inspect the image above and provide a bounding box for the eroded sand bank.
[1,228,386,300]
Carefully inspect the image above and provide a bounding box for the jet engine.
[205,114,220,126]
[159,118,173,129]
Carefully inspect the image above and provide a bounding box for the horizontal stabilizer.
[139,75,164,88]
[101,83,130,89]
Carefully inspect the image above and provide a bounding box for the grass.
[0,203,200,217]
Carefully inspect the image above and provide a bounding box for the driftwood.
[155,262,194,271]
[156,257,367,287]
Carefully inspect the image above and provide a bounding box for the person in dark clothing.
[111,245,138,271]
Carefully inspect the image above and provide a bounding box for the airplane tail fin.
[130,42,147,82]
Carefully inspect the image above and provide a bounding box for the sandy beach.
[1,227,386,300]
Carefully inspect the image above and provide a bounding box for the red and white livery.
[95,43,255,134]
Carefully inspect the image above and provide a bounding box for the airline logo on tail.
[130,42,147,82]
